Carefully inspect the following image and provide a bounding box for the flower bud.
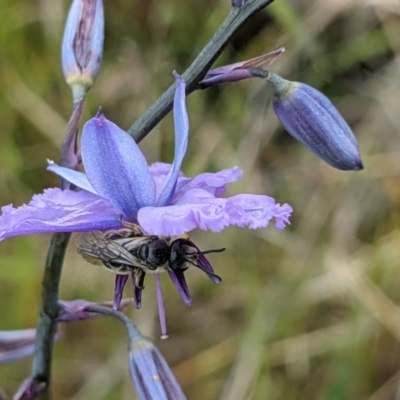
[61,0,104,101]
[198,48,285,89]
[129,337,186,400]
[57,298,133,322]
[60,100,83,186]
[266,72,363,171]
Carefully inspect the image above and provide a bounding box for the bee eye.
[139,243,150,260]
[169,240,191,272]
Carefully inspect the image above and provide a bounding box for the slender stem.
[154,274,168,339]
[84,304,144,345]
[30,0,274,396]
[31,100,83,399]
[31,232,70,397]
[128,0,274,143]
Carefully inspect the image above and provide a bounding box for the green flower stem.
[31,233,70,399]
[129,0,274,143]
[30,0,274,397]
[84,304,144,345]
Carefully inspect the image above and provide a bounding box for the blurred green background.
[1,0,400,399]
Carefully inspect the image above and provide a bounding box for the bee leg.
[132,268,146,289]
[119,215,144,236]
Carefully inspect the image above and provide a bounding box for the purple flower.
[266,72,363,171]
[0,299,127,364]
[61,0,104,100]
[129,336,186,400]
[57,298,134,322]
[199,48,285,89]
[0,329,62,364]
[232,0,245,7]
[0,74,292,336]
[0,329,39,364]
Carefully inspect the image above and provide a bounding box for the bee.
[75,222,224,282]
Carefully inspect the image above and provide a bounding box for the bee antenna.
[186,259,222,282]
[195,247,226,256]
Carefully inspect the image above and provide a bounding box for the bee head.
[168,238,194,272]
[168,238,224,283]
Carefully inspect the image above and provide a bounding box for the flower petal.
[81,113,156,220]
[156,74,189,206]
[57,298,133,321]
[188,240,222,284]
[138,191,292,236]
[149,162,175,179]
[204,48,285,76]
[168,271,192,305]
[225,194,293,229]
[199,49,285,89]
[47,161,97,194]
[129,338,186,400]
[113,275,129,310]
[149,162,183,197]
[0,188,122,241]
[174,167,243,198]
[138,199,230,236]
[0,329,37,364]
[199,70,252,87]
[0,328,63,364]
[149,163,242,199]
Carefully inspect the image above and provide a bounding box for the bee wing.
[75,231,140,267]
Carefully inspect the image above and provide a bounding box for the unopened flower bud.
[57,298,134,322]
[61,0,104,101]
[60,100,83,184]
[198,48,285,89]
[129,337,186,400]
[266,72,363,171]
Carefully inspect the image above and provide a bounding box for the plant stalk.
[30,0,274,396]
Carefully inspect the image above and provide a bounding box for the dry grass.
[1,0,400,399]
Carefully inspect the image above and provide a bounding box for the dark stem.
[128,0,274,143]
[31,233,70,399]
[30,0,274,396]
